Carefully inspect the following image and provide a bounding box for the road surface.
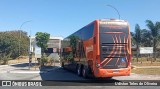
[0,63,160,89]
[0,63,160,80]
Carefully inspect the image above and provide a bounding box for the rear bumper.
[94,67,131,78]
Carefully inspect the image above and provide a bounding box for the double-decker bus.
[61,19,132,78]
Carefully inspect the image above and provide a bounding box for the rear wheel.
[107,77,112,79]
[61,62,64,68]
[77,65,82,76]
[82,66,88,78]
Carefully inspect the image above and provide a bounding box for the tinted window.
[70,23,94,41]
[99,21,129,34]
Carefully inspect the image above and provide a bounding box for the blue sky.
[0,0,160,38]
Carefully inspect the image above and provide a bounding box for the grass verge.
[132,62,160,66]
[131,68,160,75]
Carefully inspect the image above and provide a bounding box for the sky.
[0,0,160,38]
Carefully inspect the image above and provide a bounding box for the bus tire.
[82,66,88,78]
[61,62,64,68]
[107,77,112,79]
[77,65,82,76]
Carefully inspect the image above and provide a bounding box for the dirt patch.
[7,56,36,64]
[131,68,160,75]
[132,61,160,66]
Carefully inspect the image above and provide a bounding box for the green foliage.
[0,53,10,64]
[41,53,48,66]
[132,21,160,48]
[146,20,160,38]
[35,32,50,53]
[132,24,142,62]
[69,35,79,58]
[145,20,160,60]
[134,24,141,45]
[69,35,79,48]
[35,32,50,66]
[131,32,136,46]
[132,20,160,61]
[0,31,29,64]
[141,29,153,47]
[66,52,74,61]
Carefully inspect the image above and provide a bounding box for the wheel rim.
[83,68,86,77]
[77,67,80,75]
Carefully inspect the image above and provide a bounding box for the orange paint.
[62,19,131,78]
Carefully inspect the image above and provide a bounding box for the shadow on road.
[9,63,120,85]
[39,66,57,71]
[39,66,120,85]
[10,63,38,67]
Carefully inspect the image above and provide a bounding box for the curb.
[0,63,61,73]
[0,65,9,68]
[131,66,160,69]
[1,66,61,74]
[0,62,28,68]
[8,71,46,73]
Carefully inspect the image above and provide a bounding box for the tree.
[132,24,141,62]
[131,32,136,47]
[0,31,29,64]
[141,29,153,47]
[69,35,79,59]
[35,32,50,65]
[146,20,160,61]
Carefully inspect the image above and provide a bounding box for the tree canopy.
[0,30,29,64]
[132,20,160,61]
[35,32,50,66]
[35,32,50,53]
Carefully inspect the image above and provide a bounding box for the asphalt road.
[1,64,160,80]
[0,63,160,89]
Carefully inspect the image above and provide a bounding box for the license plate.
[113,70,119,73]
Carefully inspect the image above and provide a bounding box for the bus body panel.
[61,19,132,78]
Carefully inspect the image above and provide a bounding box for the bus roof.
[65,19,128,39]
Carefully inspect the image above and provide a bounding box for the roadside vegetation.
[131,20,160,62]
[35,32,50,66]
[131,20,160,75]
[132,68,160,75]
[0,30,29,64]
[0,31,53,66]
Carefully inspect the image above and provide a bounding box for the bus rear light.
[129,54,132,66]
[96,61,100,68]
[96,55,101,68]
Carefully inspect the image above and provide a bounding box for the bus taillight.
[96,61,101,68]
[96,55,101,68]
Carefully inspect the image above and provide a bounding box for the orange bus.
[61,19,132,78]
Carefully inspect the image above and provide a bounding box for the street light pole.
[29,35,32,69]
[59,39,61,66]
[19,20,32,63]
[107,5,121,19]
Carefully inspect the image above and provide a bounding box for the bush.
[41,53,48,66]
[66,52,74,61]
[0,53,13,65]
[0,31,29,61]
